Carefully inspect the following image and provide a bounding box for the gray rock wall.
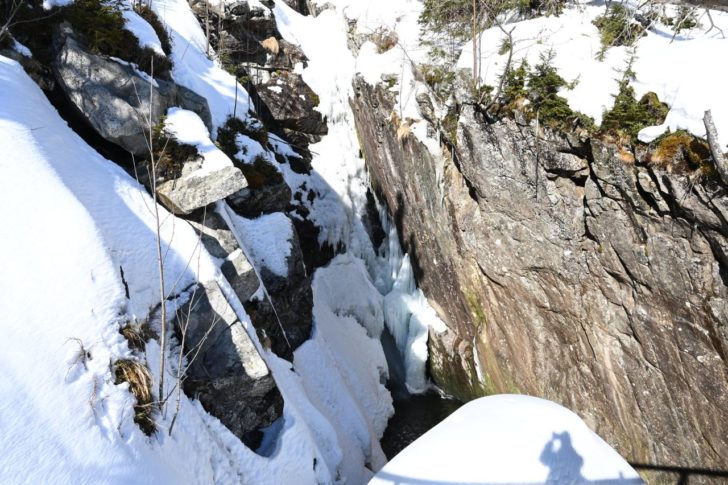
[351,77,728,469]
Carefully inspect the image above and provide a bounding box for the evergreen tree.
[601,57,669,139]
[526,51,573,124]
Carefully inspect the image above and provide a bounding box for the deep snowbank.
[371,395,643,485]
[0,54,235,483]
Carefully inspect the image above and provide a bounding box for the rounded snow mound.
[371,394,643,485]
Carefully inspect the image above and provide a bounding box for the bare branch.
[703,109,728,185]
[486,24,516,113]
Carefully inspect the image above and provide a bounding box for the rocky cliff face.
[351,78,728,468]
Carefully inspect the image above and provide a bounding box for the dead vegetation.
[120,320,156,352]
[64,337,92,381]
[371,27,398,53]
[260,36,279,55]
[114,358,156,436]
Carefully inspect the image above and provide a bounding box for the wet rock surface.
[351,77,728,470]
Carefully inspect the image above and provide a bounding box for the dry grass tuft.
[260,37,280,55]
[114,359,156,435]
[120,321,156,352]
[371,27,398,53]
[397,118,416,141]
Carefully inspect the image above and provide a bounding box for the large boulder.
[254,71,327,136]
[53,25,211,155]
[178,280,282,448]
[156,165,248,215]
[351,76,728,472]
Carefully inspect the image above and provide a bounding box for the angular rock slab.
[54,25,211,155]
[187,210,260,302]
[179,280,282,446]
[157,166,248,215]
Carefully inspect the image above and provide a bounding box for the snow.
[294,255,394,484]
[313,255,386,339]
[12,39,32,57]
[220,202,395,483]
[0,0,653,480]
[2,0,409,479]
[150,0,252,130]
[272,0,453,395]
[459,2,728,148]
[236,133,270,164]
[208,0,270,13]
[227,211,294,278]
[371,395,644,485]
[0,54,352,484]
[164,107,233,175]
[42,0,72,8]
[0,54,223,483]
[346,0,442,154]
[122,7,166,56]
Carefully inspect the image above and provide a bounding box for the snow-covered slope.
[371,395,643,484]
[0,53,371,484]
[150,0,252,130]
[0,0,407,477]
[0,54,233,483]
[458,2,728,147]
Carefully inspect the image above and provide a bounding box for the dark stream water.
[379,328,463,459]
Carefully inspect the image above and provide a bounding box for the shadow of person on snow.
[540,431,585,484]
[540,431,642,485]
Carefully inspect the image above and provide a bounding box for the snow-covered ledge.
[156,108,248,214]
[371,395,643,485]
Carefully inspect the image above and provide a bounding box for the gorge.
[0,0,726,483]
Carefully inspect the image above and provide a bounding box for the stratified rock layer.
[351,77,728,469]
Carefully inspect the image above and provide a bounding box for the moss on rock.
[649,130,713,175]
[239,156,283,189]
[150,116,200,180]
